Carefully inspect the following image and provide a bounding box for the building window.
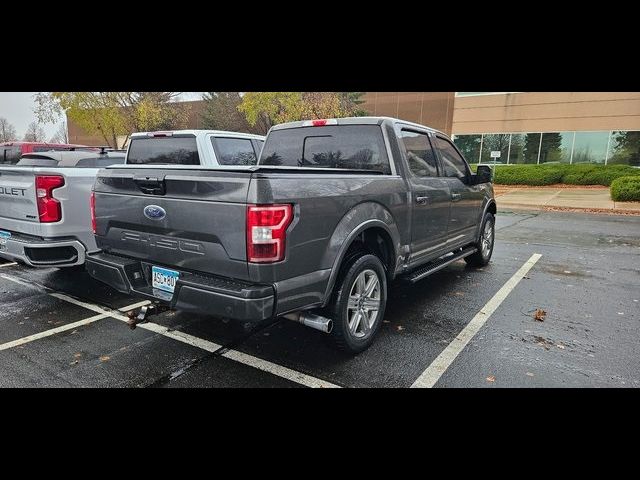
[521,133,541,164]
[480,134,510,164]
[572,131,609,164]
[539,132,574,164]
[452,134,482,164]
[607,131,640,166]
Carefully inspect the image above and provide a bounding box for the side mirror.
[474,165,493,184]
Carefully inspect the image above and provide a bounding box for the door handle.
[451,193,462,202]
[415,196,429,205]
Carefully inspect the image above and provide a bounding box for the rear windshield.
[259,125,390,173]
[126,136,200,165]
[1,146,22,164]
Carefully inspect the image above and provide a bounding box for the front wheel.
[328,254,387,354]
[465,212,495,267]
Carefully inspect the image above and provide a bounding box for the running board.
[401,246,478,283]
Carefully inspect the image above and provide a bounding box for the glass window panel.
[539,132,573,164]
[508,134,525,164]
[520,133,541,164]
[607,131,640,166]
[480,134,510,164]
[452,134,481,164]
[572,131,609,164]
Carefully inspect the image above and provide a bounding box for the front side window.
[212,137,257,166]
[435,136,469,179]
[400,130,438,177]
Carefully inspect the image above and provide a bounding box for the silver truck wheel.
[328,253,387,353]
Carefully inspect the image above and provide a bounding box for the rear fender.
[321,202,402,306]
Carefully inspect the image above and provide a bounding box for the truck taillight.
[35,175,64,223]
[90,191,96,234]
[246,204,293,263]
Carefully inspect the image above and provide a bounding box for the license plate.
[151,266,179,293]
[0,230,10,245]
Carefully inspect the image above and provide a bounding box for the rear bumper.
[0,230,85,267]
[85,252,275,322]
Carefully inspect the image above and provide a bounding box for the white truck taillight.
[35,175,64,223]
[246,204,293,263]
[90,191,96,234]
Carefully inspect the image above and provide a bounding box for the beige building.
[68,92,640,165]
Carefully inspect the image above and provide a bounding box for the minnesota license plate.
[151,266,179,293]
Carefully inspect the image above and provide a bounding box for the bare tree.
[49,121,69,144]
[0,117,18,142]
[23,121,47,142]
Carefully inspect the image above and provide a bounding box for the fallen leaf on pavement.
[534,309,547,321]
[99,356,110,362]
[486,375,496,383]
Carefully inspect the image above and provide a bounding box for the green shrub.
[610,176,640,202]
[471,163,640,186]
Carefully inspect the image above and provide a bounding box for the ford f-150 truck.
[86,117,496,353]
[0,149,126,267]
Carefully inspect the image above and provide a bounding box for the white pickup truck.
[0,130,265,268]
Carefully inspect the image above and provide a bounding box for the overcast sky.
[0,92,204,142]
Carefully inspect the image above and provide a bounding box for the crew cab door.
[433,135,484,247]
[398,128,451,267]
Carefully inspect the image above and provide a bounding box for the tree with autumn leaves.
[236,92,367,134]
[34,92,189,147]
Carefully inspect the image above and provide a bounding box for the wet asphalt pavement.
[1,209,639,388]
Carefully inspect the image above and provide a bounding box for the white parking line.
[222,349,340,388]
[0,262,18,268]
[1,272,339,388]
[0,313,110,352]
[1,273,34,287]
[411,253,542,388]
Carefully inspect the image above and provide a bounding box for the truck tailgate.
[93,167,252,281]
[0,168,39,223]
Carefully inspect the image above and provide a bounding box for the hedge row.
[610,176,640,202]
[471,164,640,186]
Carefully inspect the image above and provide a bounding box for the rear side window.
[1,146,21,164]
[212,137,257,166]
[260,125,390,174]
[400,130,438,177]
[127,137,200,165]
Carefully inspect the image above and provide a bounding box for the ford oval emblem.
[143,205,166,220]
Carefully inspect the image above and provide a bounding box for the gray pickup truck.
[0,149,125,267]
[86,117,496,352]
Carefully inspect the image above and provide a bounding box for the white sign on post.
[490,151,501,158]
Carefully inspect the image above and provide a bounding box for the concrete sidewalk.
[495,186,640,213]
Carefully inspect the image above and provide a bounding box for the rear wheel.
[327,254,387,354]
[465,212,495,267]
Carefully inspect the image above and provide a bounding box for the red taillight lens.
[246,204,293,263]
[90,191,97,234]
[35,175,64,223]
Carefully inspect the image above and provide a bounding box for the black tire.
[465,212,495,267]
[327,253,387,354]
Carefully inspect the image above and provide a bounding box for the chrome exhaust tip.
[283,312,333,333]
